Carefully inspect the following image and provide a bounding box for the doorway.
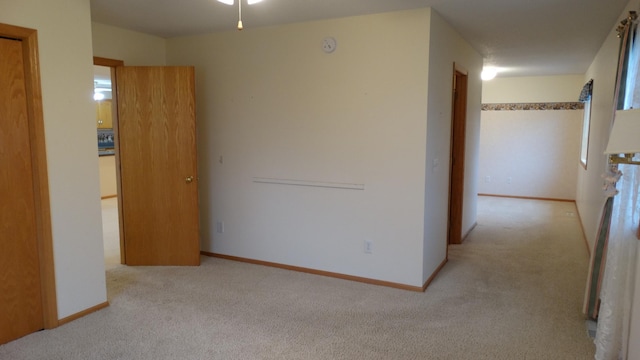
[448,64,468,245]
[91,58,201,266]
[93,57,124,267]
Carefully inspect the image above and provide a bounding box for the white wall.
[424,10,483,281]
[92,22,167,65]
[479,76,584,200]
[1,0,107,318]
[479,109,581,200]
[166,9,439,287]
[482,75,584,103]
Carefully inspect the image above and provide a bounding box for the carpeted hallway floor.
[0,196,595,359]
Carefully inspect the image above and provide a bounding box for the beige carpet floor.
[0,196,595,359]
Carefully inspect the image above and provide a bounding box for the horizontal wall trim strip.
[201,252,427,292]
[58,301,109,326]
[482,102,584,111]
[253,177,365,190]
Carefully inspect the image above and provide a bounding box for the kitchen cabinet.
[96,100,113,129]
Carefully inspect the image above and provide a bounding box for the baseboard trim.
[201,251,427,292]
[478,193,574,202]
[100,194,117,200]
[422,258,448,291]
[58,301,109,326]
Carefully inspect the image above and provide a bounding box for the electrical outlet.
[485,176,491,183]
[507,177,512,184]
[364,240,373,254]
[216,221,224,234]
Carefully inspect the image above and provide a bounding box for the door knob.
[185,176,194,183]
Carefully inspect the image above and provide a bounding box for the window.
[579,79,593,168]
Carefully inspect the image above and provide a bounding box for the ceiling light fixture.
[93,81,105,101]
[217,0,264,30]
[481,67,498,81]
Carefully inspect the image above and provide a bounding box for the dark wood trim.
[201,252,427,292]
[57,302,109,326]
[0,22,58,329]
[477,193,575,203]
[93,57,124,67]
[100,194,117,200]
[454,63,468,75]
[0,23,33,39]
[448,64,468,245]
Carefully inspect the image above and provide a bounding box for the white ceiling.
[90,0,631,77]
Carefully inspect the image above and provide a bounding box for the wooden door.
[0,37,44,344]
[116,66,200,266]
[448,66,468,245]
[96,100,113,129]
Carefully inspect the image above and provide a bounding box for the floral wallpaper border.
[482,102,584,111]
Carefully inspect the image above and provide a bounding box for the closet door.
[0,36,44,345]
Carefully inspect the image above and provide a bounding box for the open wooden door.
[448,65,468,245]
[116,66,200,266]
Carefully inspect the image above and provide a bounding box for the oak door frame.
[447,63,468,245]
[93,57,126,264]
[0,23,58,329]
